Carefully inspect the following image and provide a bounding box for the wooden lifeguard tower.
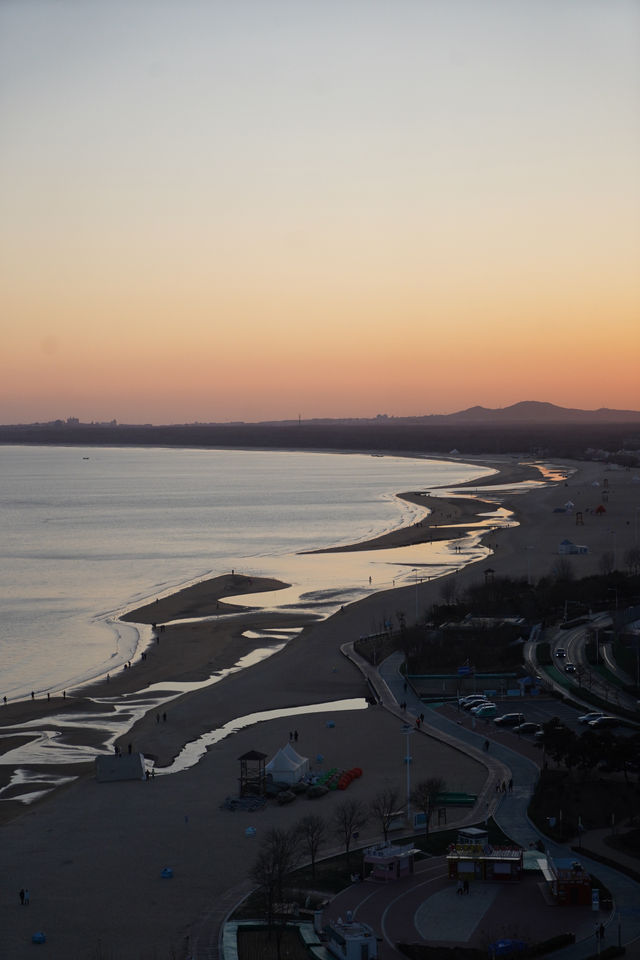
[238,750,267,797]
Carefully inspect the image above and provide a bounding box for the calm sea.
[0,445,492,700]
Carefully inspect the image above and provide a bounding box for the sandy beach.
[2,455,639,958]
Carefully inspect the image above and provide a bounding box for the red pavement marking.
[324,859,451,959]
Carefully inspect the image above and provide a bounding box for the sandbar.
[2,455,640,958]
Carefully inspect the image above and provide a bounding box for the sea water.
[0,445,493,701]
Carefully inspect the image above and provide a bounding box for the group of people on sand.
[19,888,30,905]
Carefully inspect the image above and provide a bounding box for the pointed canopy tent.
[282,742,309,771]
[266,744,309,784]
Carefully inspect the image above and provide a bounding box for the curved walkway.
[348,646,640,957]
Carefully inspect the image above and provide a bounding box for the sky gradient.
[2,0,639,424]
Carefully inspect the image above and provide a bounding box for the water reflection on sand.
[1,493,517,804]
[153,698,369,776]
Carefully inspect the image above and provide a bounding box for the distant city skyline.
[2,1,639,425]
[5,398,640,428]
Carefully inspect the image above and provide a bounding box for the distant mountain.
[431,401,640,424]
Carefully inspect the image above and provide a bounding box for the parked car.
[459,694,487,706]
[588,716,619,729]
[474,704,497,718]
[471,701,496,715]
[462,697,488,711]
[564,663,576,674]
[512,722,542,735]
[555,648,566,658]
[494,713,526,726]
[578,712,605,724]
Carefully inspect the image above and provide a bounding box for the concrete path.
[368,650,640,956]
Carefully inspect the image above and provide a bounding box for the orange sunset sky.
[1,1,639,425]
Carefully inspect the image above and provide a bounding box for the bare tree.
[251,827,300,955]
[295,813,326,879]
[599,551,615,575]
[624,546,640,575]
[369,786,400,842]
[333,798,368,866]
[410,777,445,837]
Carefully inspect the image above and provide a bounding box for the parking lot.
[446,695,637,740]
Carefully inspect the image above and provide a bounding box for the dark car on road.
[494,713,526,726]
[588,716,619,729]
[512,722,542,735]
[578,712,605,724]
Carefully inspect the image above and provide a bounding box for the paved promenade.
[371,650,640,957]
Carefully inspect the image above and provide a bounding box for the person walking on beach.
[24,888,30,906]
[19,889,25,905]
[463,879,469,894]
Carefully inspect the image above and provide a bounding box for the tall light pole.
[526,545,534,586]
[403,724,414,825]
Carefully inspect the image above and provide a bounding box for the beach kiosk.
[547,857,592,906]
[447,829,523,884]
[326,913,378,960]
[363,841,419,881]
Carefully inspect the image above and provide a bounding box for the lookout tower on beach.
[238,750,267,796]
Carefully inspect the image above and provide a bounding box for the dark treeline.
[1,420,639,460]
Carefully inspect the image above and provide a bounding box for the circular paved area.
[323,858,606,957]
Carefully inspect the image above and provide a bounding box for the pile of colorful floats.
[324,766,363,791]
[278,766,364,803]
[225,766,365,809]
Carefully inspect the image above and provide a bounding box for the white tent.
[96,753,146,782]
[282,742,309,774]
[266,745,309,784]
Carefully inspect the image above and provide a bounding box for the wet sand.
[2,455,640,957]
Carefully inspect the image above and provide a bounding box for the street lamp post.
[526,545,534,586]
[411,568,419,622]
[403,724,414,825]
